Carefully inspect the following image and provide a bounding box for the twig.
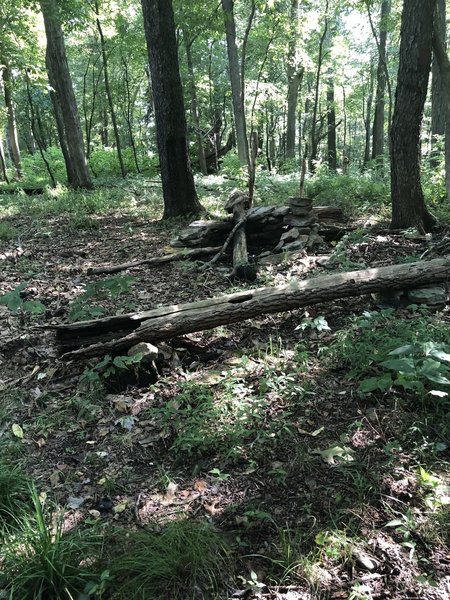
[87,246,222,275]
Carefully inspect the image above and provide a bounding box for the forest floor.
[0,177,449,599]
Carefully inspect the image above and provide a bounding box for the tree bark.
[40,0,92,189]
[1,59,22,179]
[309,0,329,171]
[363,61,374,167]
[94,0,126,178]
[327,70,337,171]
[0,134,9,183]
[56,255,450,356]
[371,0,391,167]
[182,28,208,176]
[141,0,203,218]
[432,2,450,202]
[286,0,304,159]
[221,0,249,165]
[431,0,446,164]
[390,0,437,232]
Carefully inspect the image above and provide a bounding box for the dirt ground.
[1,206,449,599]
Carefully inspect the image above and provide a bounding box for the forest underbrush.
[0,173,449,599]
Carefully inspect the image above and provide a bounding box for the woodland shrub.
[307,166,389,214]
[20,146,66,186]
[89,147,159,178]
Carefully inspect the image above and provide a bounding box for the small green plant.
[0,282,46,315]
[327,229,369,270]
[68,275,134,322]
[296,313,330,333]
[107,519,229,598]
[68,214,100,231]
[359,341,450,399]
[80,353,143,385]
[384,508,417,559]
[0,221,19,240]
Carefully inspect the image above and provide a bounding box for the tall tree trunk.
[431,0,446,165]
[363,63,375,167]
[371,0,391,167]
[390,0,437,232]
[285,0,304,159]
[327,71,337,171]
[432,1,450,202]
[25,71,56,187]
[309,0,329,171]
[121,56,141,173]
[40,0,92,189]
[221,0,249,165]
[141,0,203,218]
[1,59,22,179]
[183,28,208,175]
[94,0,126,178]
[0,134,9,183]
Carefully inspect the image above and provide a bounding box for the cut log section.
[225,189,257,281]
[55,256,450,357]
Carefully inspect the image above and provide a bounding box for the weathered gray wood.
[86,246,222,275]
[57,256,450,357]
[229,193,256,281]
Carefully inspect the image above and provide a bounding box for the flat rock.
[128,342,159,362]
[406,285,448,305]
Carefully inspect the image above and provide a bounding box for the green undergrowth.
[0,475,232,599]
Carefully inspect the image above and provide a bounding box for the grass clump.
[107,519,230,599]
[0,461,31,523]
[0,488,106,599]
[0,221,19,241]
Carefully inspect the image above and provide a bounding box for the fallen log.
[55,256,450,357]
[86,246,222,275]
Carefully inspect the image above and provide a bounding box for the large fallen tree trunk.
[55,256,450,358]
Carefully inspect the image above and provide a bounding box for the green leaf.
[381,358,416,374]
[12,423,24,439]
[22,300,46,314]
[389,344,414,356]
[385,519,403,528]
[359,373,392,394]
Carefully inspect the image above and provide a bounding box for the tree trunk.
[0,134,9,183]
[431,0,446,167]
[390,0,437,232]
[94,0,126,178]
[309,0,329,171]
[371,0,391,167]
[221,0,249,165]
[121,56,141,173]
[286,0,303,159]
[432,1,450,202]
[363,61,375,167]
[183,28,208,176]
[56,256,450,357]
[327,71,337,171]
[141,0,203,218]
[1,59,22,179]
[40,0,92,189]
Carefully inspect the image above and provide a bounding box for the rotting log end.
[232,264,258,282]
